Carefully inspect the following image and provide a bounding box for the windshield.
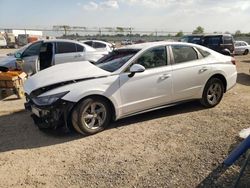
[7,43,32,56]
[96,49,139,72]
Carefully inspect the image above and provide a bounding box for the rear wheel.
[200,78,224,108]
[71,97,111,135]
[243,49,249,55]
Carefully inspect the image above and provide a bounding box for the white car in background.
[24,42,237,135]
[0,39,105,75]
[0,35,7,48]
[80,40,114,54]
[234,41,250,55]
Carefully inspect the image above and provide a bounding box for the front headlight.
[32,91,69,106]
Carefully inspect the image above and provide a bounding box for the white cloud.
[119,0,194,8]
[83,2,99,10]
[81,0,119,11]
[100,0,119,9]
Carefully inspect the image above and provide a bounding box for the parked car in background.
[181,34,235,56]
[0,43,32,70]
[202,34,234,56]
[80,40,114,54]
[0,34,7,48]
[234,41,250,55]
[24,42,237,135]
[0,39,105,75]
[121,39,133,45]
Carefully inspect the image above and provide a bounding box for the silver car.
[0,39,105,75]
[80,40,115,54]
[234,41,250,55]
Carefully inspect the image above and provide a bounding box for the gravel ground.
[0,51,249,187]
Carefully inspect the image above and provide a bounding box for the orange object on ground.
[0,71,27,98]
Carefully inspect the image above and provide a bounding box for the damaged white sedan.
[24,42,237,135]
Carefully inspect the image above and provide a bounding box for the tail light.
[231,57,236,65]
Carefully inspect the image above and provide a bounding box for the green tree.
[192,26,204,34]
[175,31,184,37]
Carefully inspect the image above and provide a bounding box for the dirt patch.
[0,54,250,187]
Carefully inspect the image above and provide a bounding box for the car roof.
[35,39,96,51]
[203,34,233,37]
[80,40,111,45]
[235,40,247,43]
[119,41,202,50]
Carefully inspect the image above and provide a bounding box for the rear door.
[54,42,86,64]
[170,45,212,102]
[203,36,222,52]
[222,36,234,53]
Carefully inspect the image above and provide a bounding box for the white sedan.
[234,41,250,55]
[80,40,115,54]
[24,42,237,135]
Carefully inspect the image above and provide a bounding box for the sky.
[0,0,250,33]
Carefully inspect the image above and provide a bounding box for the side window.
[22,42,42,57]
[76,44,84,52]
[84,41,93,47]
[223,36,233,44]
[172,45,198,64]
[241,42,247,46]
[204,37,222,46]
[196,47,210,58]
[135,46,167,69]
[56,42,76,54]
[234,42,240,47]
[93,42,106,48]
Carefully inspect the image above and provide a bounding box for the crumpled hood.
[24,61,110,94]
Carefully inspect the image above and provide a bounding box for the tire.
[200,78,224,108]
[243,49,249,55]
[71,97,111,135]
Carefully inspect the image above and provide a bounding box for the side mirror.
[14,52,22,59]
[128,64,145,77]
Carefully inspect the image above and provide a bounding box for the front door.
[119,46,173,116]
[21,41,43,75]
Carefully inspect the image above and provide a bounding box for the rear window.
[93,42,106,48]
[56,42,76,54]
[223,36,233,44]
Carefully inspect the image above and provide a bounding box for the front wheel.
[71,97,111,135]
[200,78,224,108]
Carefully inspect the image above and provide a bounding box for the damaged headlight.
[32,91,69,106]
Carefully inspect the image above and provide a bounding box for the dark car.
[202,34,234,56]
[181,34,235,56]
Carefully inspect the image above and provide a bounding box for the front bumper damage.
[25,99,75,130]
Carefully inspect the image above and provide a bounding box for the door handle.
[160,74,171,79]
[199,67,208,73]
[74,54,83,58]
